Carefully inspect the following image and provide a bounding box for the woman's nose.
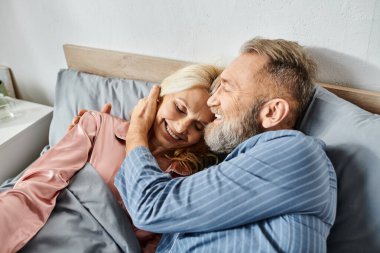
[175,119,191,134]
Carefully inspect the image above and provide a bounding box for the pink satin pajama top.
[0,111,185,253]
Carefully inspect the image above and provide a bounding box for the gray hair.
[241,37,317,127]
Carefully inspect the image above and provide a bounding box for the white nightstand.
[0,98,53,182]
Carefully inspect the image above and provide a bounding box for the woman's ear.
[259,98,290,130]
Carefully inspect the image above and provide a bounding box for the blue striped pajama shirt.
[115,130,337,252]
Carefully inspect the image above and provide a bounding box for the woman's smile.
[164,121,182,142]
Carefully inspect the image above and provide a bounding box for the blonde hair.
[241,37,317,127]
[160,64,222,174]
[160,64,222,96]
[167,141,219,175]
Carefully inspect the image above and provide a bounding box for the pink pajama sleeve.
[0,112,98,253]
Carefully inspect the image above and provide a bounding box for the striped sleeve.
[115,132,333,233]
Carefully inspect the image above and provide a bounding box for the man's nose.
[207,89,220,107]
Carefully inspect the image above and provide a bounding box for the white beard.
[204,102,264,153]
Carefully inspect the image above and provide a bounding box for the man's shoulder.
[262,130,327,156]
[258,129,305,141]
[226,130,326,161]
[242,130,323,148]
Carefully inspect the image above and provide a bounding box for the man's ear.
[259,98,290,129]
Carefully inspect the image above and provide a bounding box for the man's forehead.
[222,53,268,84]
[237,53,269,69]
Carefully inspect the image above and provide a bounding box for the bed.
[1,44,380,253]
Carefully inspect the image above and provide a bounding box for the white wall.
[0,0,379,106]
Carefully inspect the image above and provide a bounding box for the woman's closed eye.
[175,103,186,114]
[174,101,206,131]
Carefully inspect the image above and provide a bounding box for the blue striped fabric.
[115,130,337,253]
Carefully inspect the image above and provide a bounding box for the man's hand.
[67,103,112,131]
[125,85,160,155]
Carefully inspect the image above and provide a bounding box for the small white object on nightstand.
[0,98,53,183]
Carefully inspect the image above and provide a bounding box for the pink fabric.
[0,112,170,253]
[0,111,97,253]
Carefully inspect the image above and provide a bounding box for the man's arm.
[115,131,333,233]
[0,112,98,253]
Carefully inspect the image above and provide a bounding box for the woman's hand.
[67,103,112,131]
[125,85,160,154]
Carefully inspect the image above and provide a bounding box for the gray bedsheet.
[0,163,141,253]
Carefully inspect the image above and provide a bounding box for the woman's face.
[150,87,214,151]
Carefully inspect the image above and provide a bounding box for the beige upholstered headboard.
[63,44,380,114]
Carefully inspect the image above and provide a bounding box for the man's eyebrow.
[220,77,228,83]
[221,77,236,88]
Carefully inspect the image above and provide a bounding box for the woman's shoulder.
[84,111,125,120]
[78,111,129,137]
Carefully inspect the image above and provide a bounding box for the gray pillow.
[299,86,380,253]
[49,69,155,146]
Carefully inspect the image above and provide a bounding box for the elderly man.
[116,37,337,252]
